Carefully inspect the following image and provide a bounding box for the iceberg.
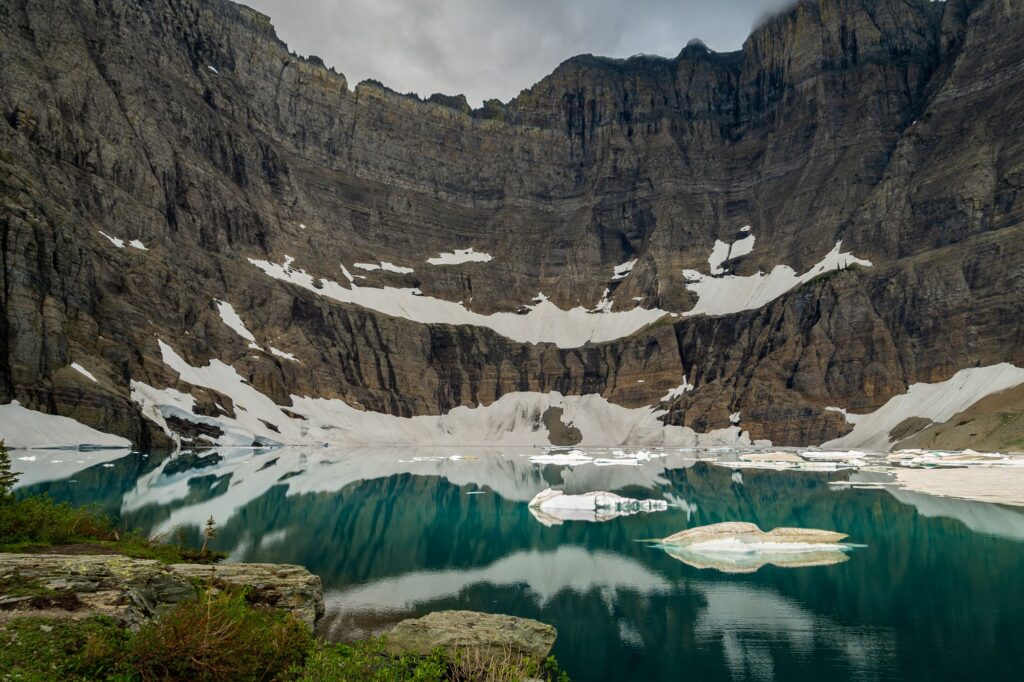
[527,488,668,526]
[653,521,852,573]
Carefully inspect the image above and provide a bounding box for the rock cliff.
[1,0,1022,448]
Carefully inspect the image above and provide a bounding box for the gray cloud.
[243,0,795,106]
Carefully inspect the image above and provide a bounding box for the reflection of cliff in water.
[16,447,1024,681]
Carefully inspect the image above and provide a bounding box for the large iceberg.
[653,521,852,573]
[527,488,668,526]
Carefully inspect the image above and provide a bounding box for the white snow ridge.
[823,363,1024,450]
[129,339,756,447]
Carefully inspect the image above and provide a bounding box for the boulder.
[0,553,192,628]
[385,610,556,663]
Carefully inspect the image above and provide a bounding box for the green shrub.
[0,493,113,545]
[293,637,571,681]
[294,638,446,681]
[0,615,129,681]
[110,589,314,681]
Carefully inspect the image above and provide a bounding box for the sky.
[243,0,795,106]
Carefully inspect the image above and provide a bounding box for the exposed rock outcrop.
[0,554,323,628]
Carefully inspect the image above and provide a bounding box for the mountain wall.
[1,0,1022,448]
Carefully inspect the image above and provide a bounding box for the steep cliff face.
[0,0,1022,448]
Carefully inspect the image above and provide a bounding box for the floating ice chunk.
[215,300,257,345]
[740,451,804,464]
[654,521,852,573]
[98,231,124,248]
[71,363,98,383]
[529,450,593,465]
[611,259,637,281]
[128,239,148,251]
[823,364,1024,450]
[800,450,867,464]
[427,248,494,265]
[528,488,668,526]
[715,460,795,471]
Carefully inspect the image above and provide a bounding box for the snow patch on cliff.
[611,259,637,280]
[215,300,257,344]
[660,376,694,402]
[251,240,869,345]
[71,363,99,383]
[354,261,414,274]
[708,232,756,275]
[427,248,493,265]
[98,231,124,248]
[249,256,665,347]
[823,363,1024,450]
[684,241,871,317]
[0,401,131,450]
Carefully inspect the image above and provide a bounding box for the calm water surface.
[14,446,1024,681]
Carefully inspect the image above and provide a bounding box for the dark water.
[14,446,1024,681]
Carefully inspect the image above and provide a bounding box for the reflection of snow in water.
[320,546,670,638]
[322,546,893,675]
[10,447,133,488]
[110,444,1024,541]
[696,583,893,680]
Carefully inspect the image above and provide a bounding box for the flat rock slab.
[170,562,324,628]
[0,554,323,629]
[385,610,557,663]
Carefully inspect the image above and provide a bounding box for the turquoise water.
[15,446,1024,681]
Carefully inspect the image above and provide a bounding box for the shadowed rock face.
[1,0,1023,447]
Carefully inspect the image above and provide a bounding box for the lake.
[13,446,1024,681]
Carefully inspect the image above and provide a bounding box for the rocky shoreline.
[0,552,559,670]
